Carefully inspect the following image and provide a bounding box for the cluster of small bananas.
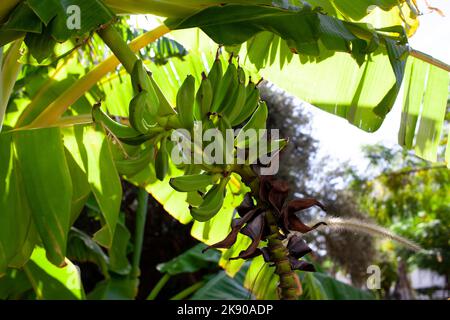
[169,54,277,222]
[177,54,264,132]
[92,52,285,223]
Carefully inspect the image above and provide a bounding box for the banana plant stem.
[130,187,149,279]
[232,165,300,300]
[19,24,169,129]
[265,210,301,300]
[147,273,172,300]
[169,280,205,300]
[97,24,138,74]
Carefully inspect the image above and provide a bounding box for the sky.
[306,0,450,169]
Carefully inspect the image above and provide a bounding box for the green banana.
[237,66,246,84]
[169,173,218,192]
[114,146,153,176]
[217,115,234,165]
[118,132,159,146]
[211,61,236,113]
[219,76,238,119]
[222,81,247,124]
[129,91,158,134]
[218,114,232,133]
[208,58,223,93]
[176,75,196,130]
[149,76,176,116]
[186,191,203,206]
[155,136,169,181]
[92,103,141,139]
[235,101,268,148]
[190,177,229,222]
[195,72,213,120]
[131,60,159,116]
[183,163,201,175]
[231,82,260,127]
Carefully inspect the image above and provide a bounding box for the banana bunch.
[114,144,154,177]
[170,173,230,221]
[155,135,169,181]
[190,55,261,128]
[128,60,165,134]
[190,177,230,221]
[167,53,289,222]
[92,59,179,146]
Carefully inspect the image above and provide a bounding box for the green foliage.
[157,244,221,276]
[0,0,448,301]
[350,144,450,276]
[13,128,73,267]
[301,272,375,300]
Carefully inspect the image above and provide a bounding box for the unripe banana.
[217,115,234,165]
[218,114,232,133]
[235,101,268,148]
[231,82,260,127]
[237,66,246,84]
[169,173,218,192]
[186,191,203,207]
[114,145,153,177]
[149,76,176,116]
[220,78,239,119]
[129,91,158,134]
[118,130,160,146]
[183,163,201,175]
[155,136,169,181]
[195,72,213,120]
[92,103,141,139]
[190,177,229,222]
[223,82,247,124]
[211,61,237,113]
[208,58,223,93]
[176,75,196,130]
[131,60,159,116]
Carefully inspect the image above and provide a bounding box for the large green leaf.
[0,133,35,275]
[100,0,418,29]
[305,272,375,300]
[73,125,122,248]
[13,127,73,267]
[157,243,221,276]
[67,227,110,277]
[169,19,448,163]
[88,277,138,300]
[64,147,91,225]
[0,268,32,299]
[27,0,114,42]
[0,0,114,60]
[166,4,410,130]
[108,220,132,275]
[165,4,382,58]
[1,2,42,34]
[399,57,449,163]
[191,267,253,300]
[24,246,85,300]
